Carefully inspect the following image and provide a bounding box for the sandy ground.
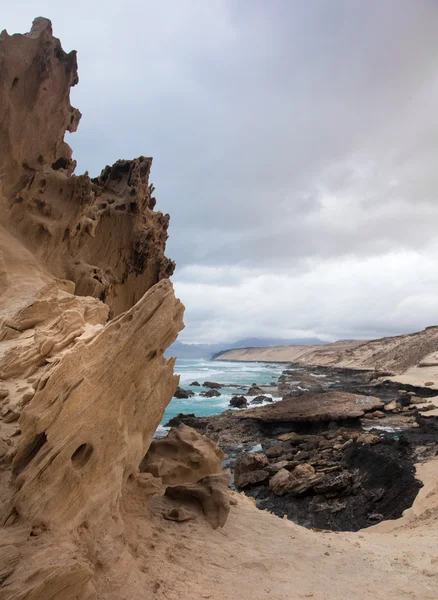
[137,458,438,600]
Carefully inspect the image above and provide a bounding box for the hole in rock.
[11,77,19,88]
[52,157,70,170]
[13,432,47,475]
[71,443,93,469]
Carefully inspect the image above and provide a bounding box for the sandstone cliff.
[0,18,190,599]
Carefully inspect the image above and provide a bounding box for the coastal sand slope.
[216,327,438,389]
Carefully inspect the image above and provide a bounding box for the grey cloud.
[4,1,438,342]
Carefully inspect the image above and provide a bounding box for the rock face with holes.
[0,17,174,318]
[0,18,187,599]
[140,424,225,486]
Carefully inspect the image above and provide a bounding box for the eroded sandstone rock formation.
[0,17,225,599]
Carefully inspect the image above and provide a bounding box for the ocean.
[161,358,285,426]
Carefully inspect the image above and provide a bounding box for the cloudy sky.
[4,1,438,343]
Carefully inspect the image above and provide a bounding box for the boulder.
[190,381,200,386]
[173,387,195,399]
[234,452,269,489]
[140,424,225,485]
[230,395,248,408]
[269,464,324,496]
[384,400,398,412]
[201,389,221,398]
[165,472,231,529]
[246,385,264,396]
[250,395,271,405]
[203,381,223,389]
[238,392,384,423]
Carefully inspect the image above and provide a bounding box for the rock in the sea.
[190,381,201,386]
[140,424,225,485]
[201,389,221,398]
[230,395,248,408]
[238,392,384,423]
[203,381,223,389]
[247,385,264,396]
[174,387,195,399]
[165,472,231,529]
[234,452,269,489]
[250,395,271,404]
[165,413,196,427]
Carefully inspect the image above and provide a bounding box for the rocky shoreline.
[167,363,438,531]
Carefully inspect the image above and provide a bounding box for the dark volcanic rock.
[203,381,223,389]
[173,387,195,399]
[165,413,196,427]
[201,389,221,398]
[247,385,265,396]
[250,395,272,405]
[237,392,384,423]
[230,396,248,408]
[190,381,200,386]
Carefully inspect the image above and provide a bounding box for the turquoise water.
[161,358,285,426]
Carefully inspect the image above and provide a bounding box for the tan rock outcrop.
[165,473,231,530]
[140,424,225,485]
[0,17,187,599]
[0,18,174,318]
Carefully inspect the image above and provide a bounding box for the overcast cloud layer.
[4,1,438,343]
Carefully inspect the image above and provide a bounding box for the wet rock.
[201,389,221,398]
[173,387,195,399]
[203,381,223,389]
[246,385,264,396]
[165,472,230,529]
[230,396,247,408]
[250,395,272,405]
[234,452,269,489]
[190,381,200,386]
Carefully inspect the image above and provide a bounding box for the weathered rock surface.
[0,18,192,600]
[0,18,174,318]
[238,392,384,423]
[165,472,231,529]
[140,424,225,485]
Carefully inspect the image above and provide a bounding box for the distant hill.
[165,337,328,359]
